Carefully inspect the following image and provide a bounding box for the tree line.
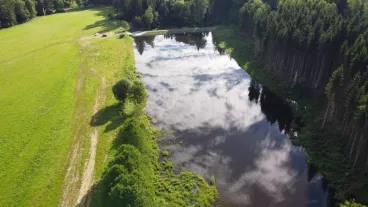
[237,0,368,170]
[110,0,211,28]
[75,0,240,29]
[0,0,72,28]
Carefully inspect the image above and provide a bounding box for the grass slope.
[0,7,119,207]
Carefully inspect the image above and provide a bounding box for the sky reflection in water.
[133,33,329,207]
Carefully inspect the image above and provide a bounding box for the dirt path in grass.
[60,61,106,207]
[76,76,106,206]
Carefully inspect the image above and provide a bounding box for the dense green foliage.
[111,0,211,28]
[0,0,73,28]
[104,144,156,206]
[238,0,368,170]
[340,200,367,207]
[76,0,213,28]
[112,78,132,102]
[94,112,218,206]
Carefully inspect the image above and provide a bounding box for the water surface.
[133,33,329,207]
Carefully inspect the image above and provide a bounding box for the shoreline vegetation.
[87,31,218,207]
[212,25,368,206]
[128,27,217,37]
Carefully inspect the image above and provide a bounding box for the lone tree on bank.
[113,78,132,103]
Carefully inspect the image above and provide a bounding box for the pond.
[133,32,330,207]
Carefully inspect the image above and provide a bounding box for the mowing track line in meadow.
[0,40,73,65]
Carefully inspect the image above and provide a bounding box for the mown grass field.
[0,7,124,207]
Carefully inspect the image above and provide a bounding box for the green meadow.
[0,7,123,206]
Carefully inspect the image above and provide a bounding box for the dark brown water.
[133,33,330,207]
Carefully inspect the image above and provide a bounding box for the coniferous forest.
[238,0,368,170]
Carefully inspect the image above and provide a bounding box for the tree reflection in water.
[134,32,209,55]
[134,35,156,55]
[248,79,293,133]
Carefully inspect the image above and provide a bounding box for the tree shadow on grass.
[76,181,109,207]
[90,103,125,133]
[65,6,110,14]
[82,8,121,34]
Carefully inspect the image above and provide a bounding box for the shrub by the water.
[103,145,156,206]
[129,81,147,106]
[162,150,169,157]
[210,176,216,186]
[121,20,130,31]
[340,200,367,207]
[113,78,132,103]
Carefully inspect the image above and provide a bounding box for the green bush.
[129,81,147,106]
[107,13,113,19]
[113,78,132,103]
[63,0,73,7]
[104,145,156,206]
[55,9,66,13]
[122,99,136,116]
[0,0,17,28]
[24,0,36,18]
[162,150,169,156]
[210,176,216,185]
[340,200,367,207]
[53,0,64,11]
[45,9,54,15]
[14,0,31,23]
[121,20,130,31]
[133,16,143,28]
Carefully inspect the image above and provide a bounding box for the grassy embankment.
[131,27,216,36]
[0,6,217,207]
[86,21,218,207]
[213,26,368,206]
[83,25,217,207]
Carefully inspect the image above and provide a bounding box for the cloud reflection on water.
[133,33,328,207]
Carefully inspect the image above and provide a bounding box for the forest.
[0,0,73,27]
[237,0,368,170]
